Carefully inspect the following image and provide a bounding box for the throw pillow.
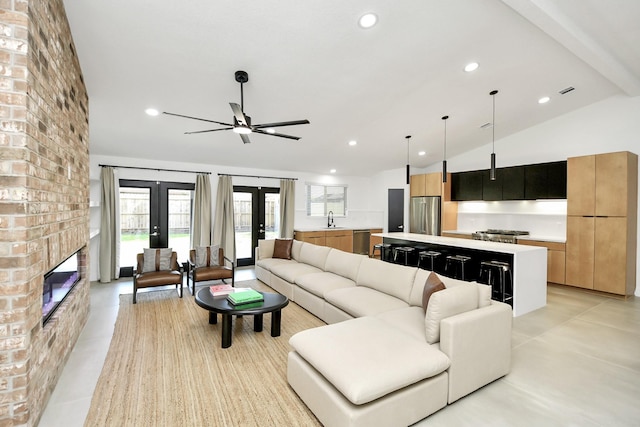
[272,239,293,260]
[422,272,446,311]
[142,248,173,273]
[195,245,220,267]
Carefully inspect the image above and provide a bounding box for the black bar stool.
[479,260,513,304]
[418,250,441,271]
[392,246,415,266]
[371,243,392,261]
[445,254,472,280]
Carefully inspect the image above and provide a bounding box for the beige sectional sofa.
[255,239,512,427]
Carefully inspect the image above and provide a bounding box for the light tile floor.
[38,275,640,427]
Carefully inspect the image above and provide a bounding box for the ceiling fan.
[163,70,310,144]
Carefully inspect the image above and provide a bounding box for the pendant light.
[489,90,498,181]
[405,135,411,184]
[441,115,449,183]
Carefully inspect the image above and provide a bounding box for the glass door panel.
[264,192,280,241]
[119,187,151,269]
[233,186,279,266]
[233,191,253,261]
[168,189,193,262]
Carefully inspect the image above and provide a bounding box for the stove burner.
[472,229,529,243]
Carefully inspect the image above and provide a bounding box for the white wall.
[421,94,640,296]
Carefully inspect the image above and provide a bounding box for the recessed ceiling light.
[418,151,426,156]
[348,140,357,146]
[538,96,550,104]
[145,108,159,116]
[464,62,479,72]
[358,13,377,29]
[330,169,337,174]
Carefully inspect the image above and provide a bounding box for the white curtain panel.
[213,175,236,261]
[191,173,212,247]
[99,166,120,282]
[279,179,295,238]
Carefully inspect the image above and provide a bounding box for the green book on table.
[227,289,264,305]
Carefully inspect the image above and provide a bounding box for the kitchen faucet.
[327,211,334,228]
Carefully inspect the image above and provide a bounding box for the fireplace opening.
[42,249,81,325]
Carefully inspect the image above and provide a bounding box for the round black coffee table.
[195,288,289,348]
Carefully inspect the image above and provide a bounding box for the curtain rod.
[218,173,297,181]
[99,164,211,175]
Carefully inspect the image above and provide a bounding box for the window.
[306,183,347,216]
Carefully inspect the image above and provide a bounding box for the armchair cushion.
[142,248,173,273]
[195,245,220,267]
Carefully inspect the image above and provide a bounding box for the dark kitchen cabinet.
[451,171,483,201]
[482,170,502,200]
[525,161,567,199]
[501,166,525,200]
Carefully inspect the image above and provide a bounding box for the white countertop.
[295,227,383,232]
[372,232,546,254]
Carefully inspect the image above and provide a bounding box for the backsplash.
[456,200,567,239]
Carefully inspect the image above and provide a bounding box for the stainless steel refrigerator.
[409,196,441,235]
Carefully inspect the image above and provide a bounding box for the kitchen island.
[372,232,547,317]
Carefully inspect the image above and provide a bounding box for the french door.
[119,180,195,270]
[233,186,280,266]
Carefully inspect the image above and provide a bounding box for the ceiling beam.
[500,0,640,96]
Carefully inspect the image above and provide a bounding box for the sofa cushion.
[298,243,332,270]
[324,249,367,281]
[422,272,446,311]
[376,306,428,343]
[355,258,417,303]
[295,272,356,298]
[256,257,295,272]
[257,239,275,260]
[291,239,304,261]
[289,316,450,405]
[270,262,323,284]
[325,286,409,318]
[273,238,293,259]
[425,283,478,344]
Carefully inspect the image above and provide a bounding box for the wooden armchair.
[133,250,183,303]
[187,246,235,296]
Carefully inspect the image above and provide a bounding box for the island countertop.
[371,232,545,254]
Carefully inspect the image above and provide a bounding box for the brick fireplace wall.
[0,1,90,425]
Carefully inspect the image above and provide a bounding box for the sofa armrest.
[439,301,512,403]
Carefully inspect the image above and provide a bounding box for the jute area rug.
[84,280,324,427]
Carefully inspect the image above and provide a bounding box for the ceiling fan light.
[233,126,252,135]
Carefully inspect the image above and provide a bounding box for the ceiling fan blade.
[184,127,233,135]
[253,129,301,140]
[253,119,310,129]
[163,111,234,127]
[240,133,251,144]
[229,103,249,127]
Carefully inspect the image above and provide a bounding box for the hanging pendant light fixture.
[442,115,449,183]
[405,135,412,184]
[489,90,498,181]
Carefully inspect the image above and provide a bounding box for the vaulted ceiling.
[63,0,640,177]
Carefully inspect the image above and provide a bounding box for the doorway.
[119,180,195,271]
[388,188,404,232]
[233,186,280,266]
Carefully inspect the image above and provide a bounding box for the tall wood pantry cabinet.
[565,151,638,295]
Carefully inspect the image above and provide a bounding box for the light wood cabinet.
[518,239,566,285]
[294,231,326,246]
[325,229,353,252]
[565,151,637,295]
[441,232,472,239]
[410,174,426,197]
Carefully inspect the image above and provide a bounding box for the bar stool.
[393,246,415,266]
[371,243,392,261]
[418,250,441,271]
[479,260,513,304]
[445,254,472,280]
